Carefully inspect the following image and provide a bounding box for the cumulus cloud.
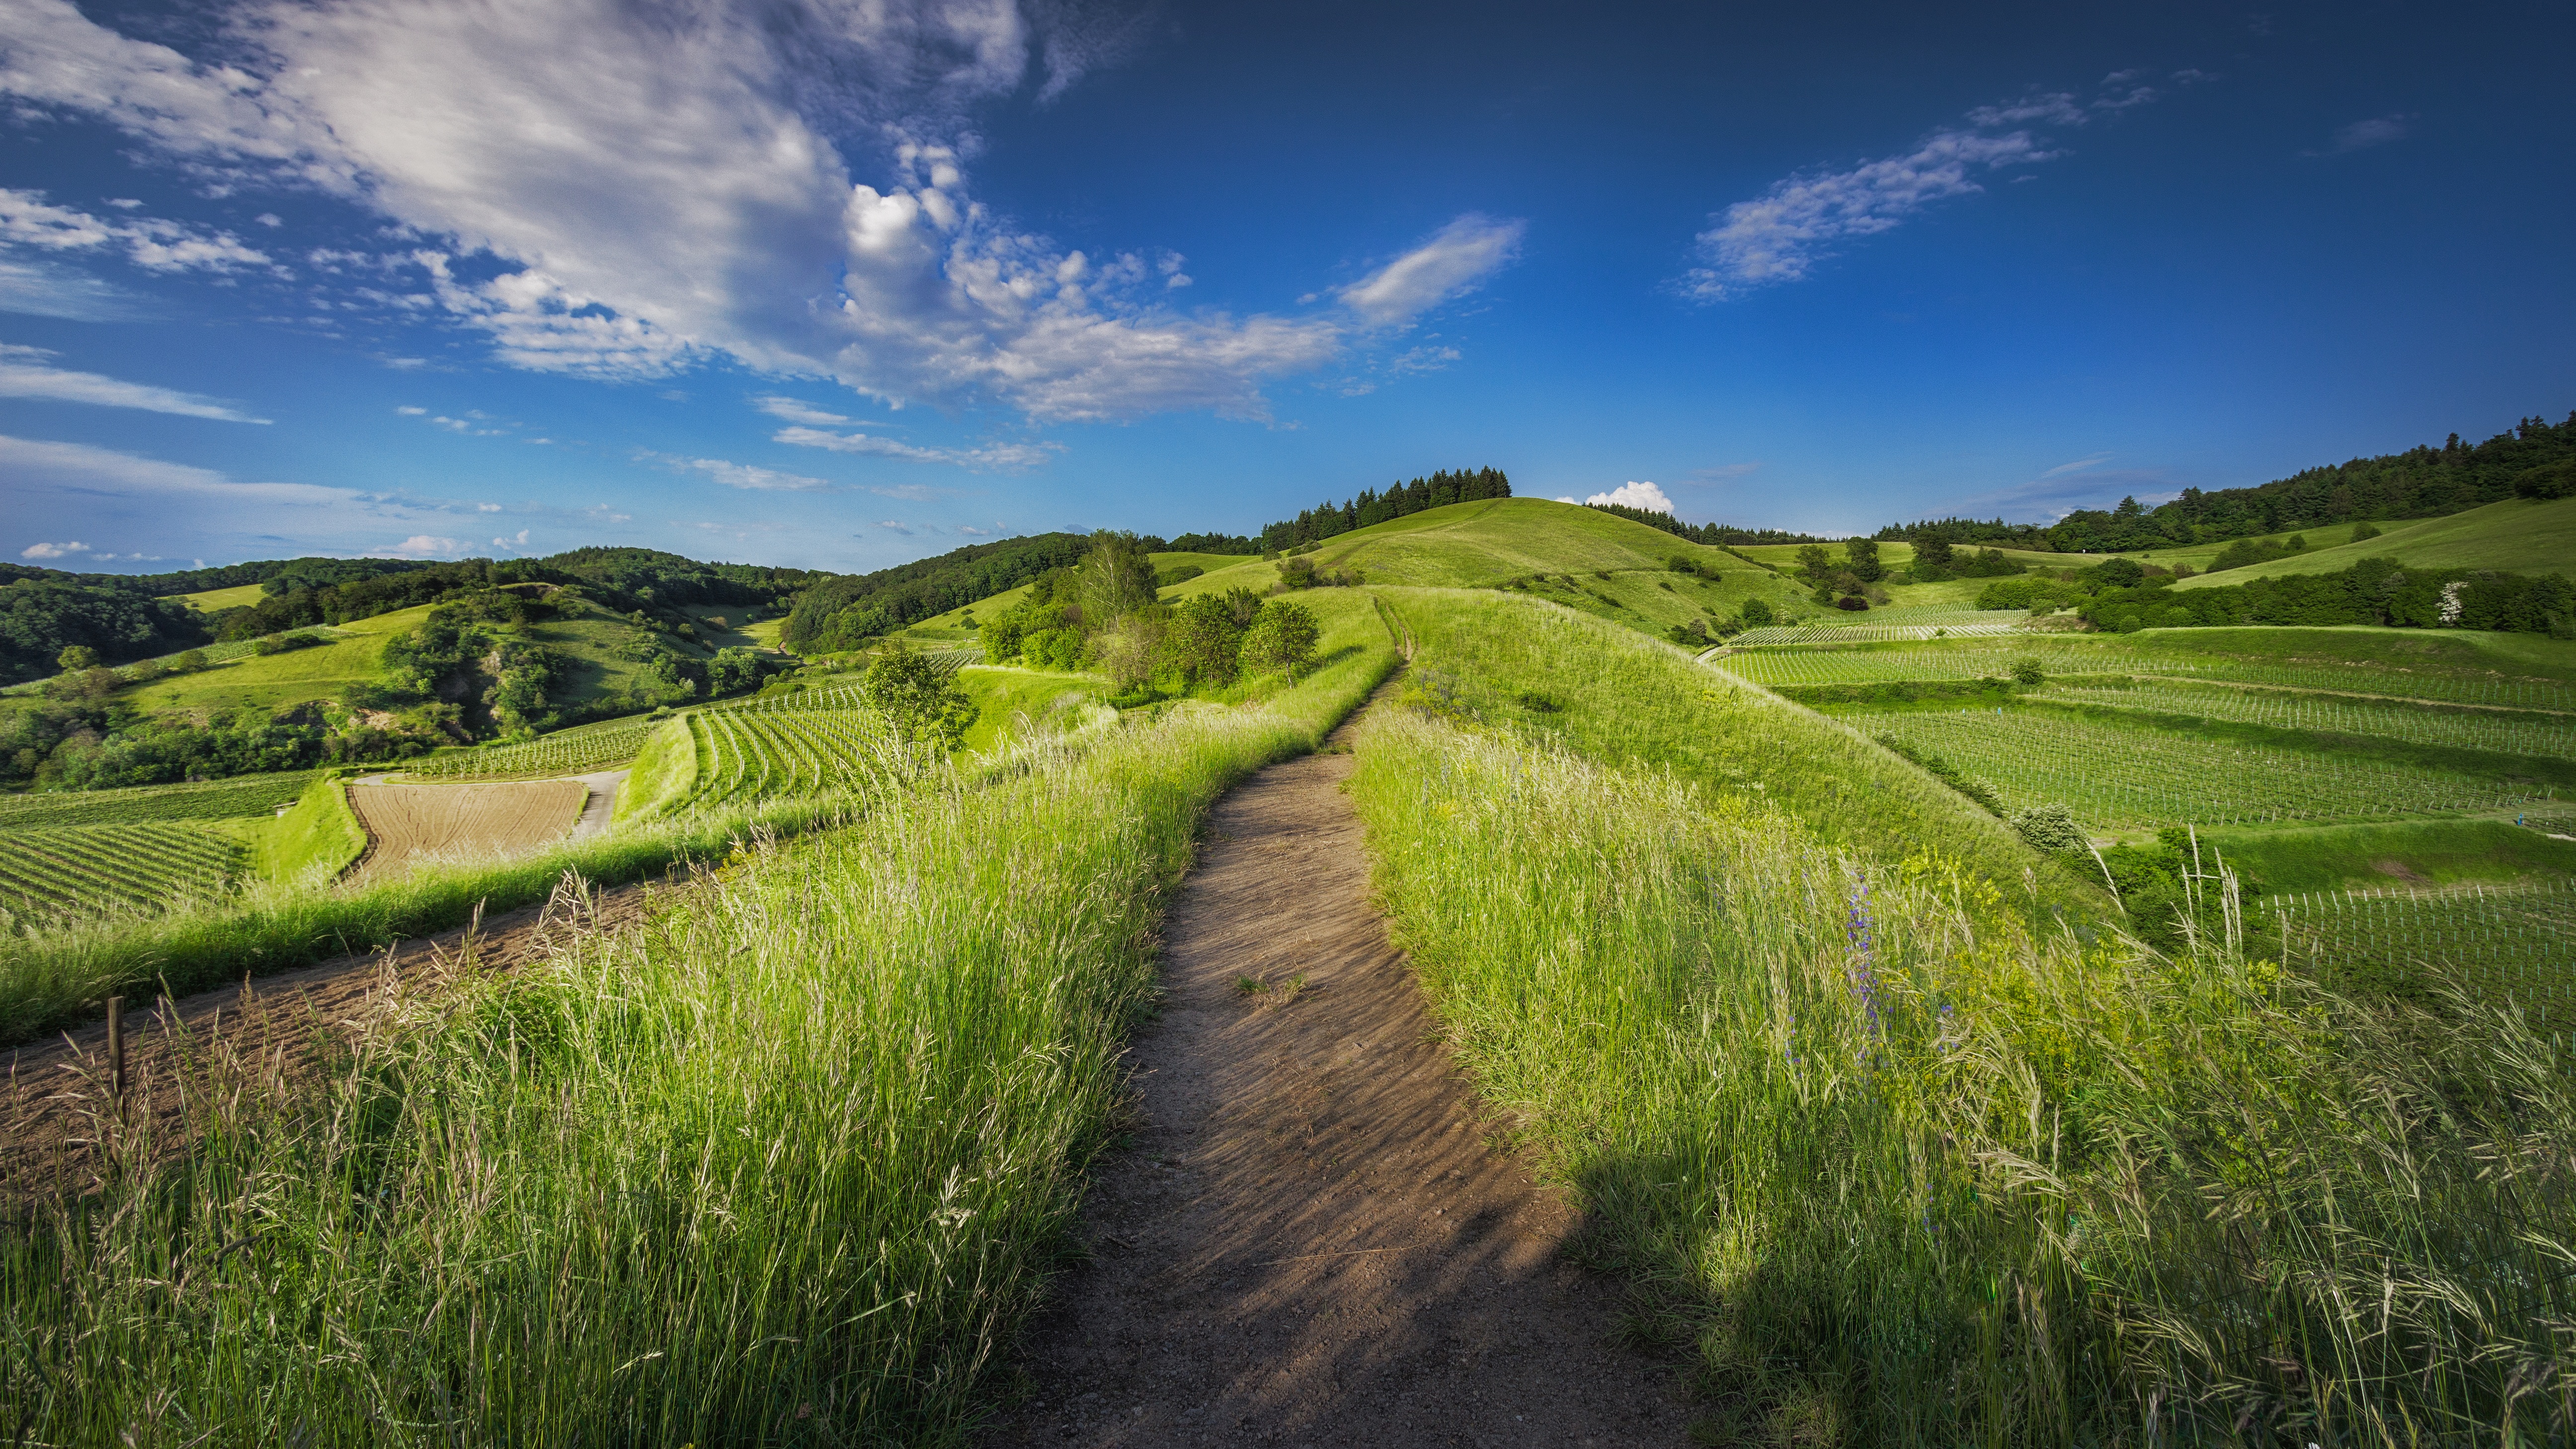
[1555,481,1678,513]
[1338,215,1525,327]
[376,534,467,557]
[0,0,1490,421]
[773,424,1058,471]
[0,342,270,421]
[1686,79,2169,301]
[20,539,88,558]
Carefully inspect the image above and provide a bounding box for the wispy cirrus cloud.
[2311,113,2414,156]
[1337,215,1525,327]
[0,342,270,421]
[772,424,1059,471]
[1684,73,2193,302]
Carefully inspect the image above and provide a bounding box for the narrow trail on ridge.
[985,723,1683,1447]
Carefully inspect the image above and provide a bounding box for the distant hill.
[2170,495,2576,589]
[1877,408,2576,553]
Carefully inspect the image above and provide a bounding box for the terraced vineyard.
[0,771,320,827]
[2270,880,2576,1028]
[1720,641,2143,687]
[0,822,244,916]
[1850,708,2548,831]
[632,685,913,812]
[407,717,657,779]
[2037,681,2576,758]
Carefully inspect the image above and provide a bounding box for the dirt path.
[569,769,630,841]
[984,746,1682,1447]
[0,877,650,1204]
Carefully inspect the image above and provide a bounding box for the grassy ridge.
[2,595,1396,1443]
[1348,618,2575,1444]
[248,772,366,885]
[2171,495,2576,588]
[1372,588,2070,893]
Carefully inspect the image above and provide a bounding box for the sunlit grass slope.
[2200,817,2576,893]
[4,592,1397,1445]
[1372,589,2067,894]
[165,583,269,611]
[1351,622,2575,1445]
[2172,494,2576,587]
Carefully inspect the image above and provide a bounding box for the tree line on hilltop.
[1255,467,1514,551]
[1874,409,2576,554]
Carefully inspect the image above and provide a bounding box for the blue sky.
[2,0,2570,573]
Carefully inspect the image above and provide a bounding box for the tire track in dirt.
[984,741,1683,1446]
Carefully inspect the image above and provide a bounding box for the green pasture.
[121,603,429,712]
[953,665,1112,753]
[166,582,270,611]
[2172,494,2576,588]
[1287,497,1742,586]
[250,772,366,885]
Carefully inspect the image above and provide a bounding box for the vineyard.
[680,700,910,808]
[1850,708,2549,831]
[1721,638,2576,707]
[2270,879,2576,1027]
[2036,681,2576,758]
[0,771,320,827]
[0,822,243,916]
[1730,609,2032,646]
[407,717,658,779]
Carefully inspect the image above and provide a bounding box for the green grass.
[0,591,1396,1445]
[1347,654,2576,1444]
[952,665,1112,754]
[1369,588,2080,899]
[2173,495,2576,588]
[2202,818,2576,894]
[0,771,320,826]
[247,771,366,886]
[614,712,699,821]
[166,583,269,611]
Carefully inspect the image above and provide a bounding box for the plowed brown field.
[345,779,588,886]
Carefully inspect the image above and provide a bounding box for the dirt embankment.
[0,877,649,1205]
[983,746,1682,1446]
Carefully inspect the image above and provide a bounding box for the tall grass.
[2,624,1394,1443]
[1350,653,2574,1443]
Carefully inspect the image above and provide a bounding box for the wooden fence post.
[107,994,127,1103]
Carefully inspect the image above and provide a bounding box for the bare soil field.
[983,743,1681,1446]
[344,778,588,886]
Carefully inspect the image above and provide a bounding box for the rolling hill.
[2172,495,2576,589]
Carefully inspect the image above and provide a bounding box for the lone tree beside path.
[863,646,979,751]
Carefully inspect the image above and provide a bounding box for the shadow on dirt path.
[984,739,1684,1446]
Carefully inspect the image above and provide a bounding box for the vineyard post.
[108,994,127,1105]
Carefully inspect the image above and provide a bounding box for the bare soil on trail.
[984,746,1684,1447]
[344,778,589,887]
[0,878,650,1205]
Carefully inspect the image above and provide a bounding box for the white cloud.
[753,394,858,426]
[1572,481,1677,513]
[20,539,88,558]
[956,524,991,535]
[662,454,835,491]
[475,501,501,510]
[376,534,466,557]
[2041,452,2112,478]
[0,0,1454,421]
[2320,114,2412,155]
[875,519,913,534]
[773,424,1058,471]
[0,342,269,421]
[0,254,145,320]
[1338,215,1524,327]
[492,528,529,546]
[0,432,358,506]
[396,404,426,414]
[0,188,272,274]
[1685,78,2169,301]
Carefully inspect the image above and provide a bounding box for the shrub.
[1739,597,1774,627]
[2007,801,2086,852]
[1240,600,1320,679]
[2011,657,2044,686]
[861,646,979,750]
[2350,521,2383,542]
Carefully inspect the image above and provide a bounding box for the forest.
[1874,409,2576,553]
[1256,467,1514,550]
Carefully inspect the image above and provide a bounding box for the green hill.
[2172,495,2576,589]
